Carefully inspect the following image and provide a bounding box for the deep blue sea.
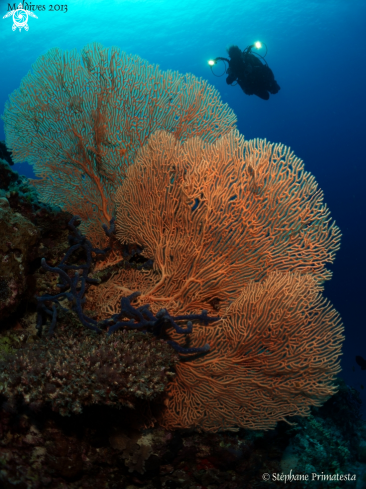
[0,0,365,413]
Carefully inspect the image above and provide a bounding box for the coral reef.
[0,391,364,488]
[0,156,44,214]
[0,311,178,416]
[0,141,13,166]
[0,159,19,191]
[280,383,363,488]
[109,429,154,474]
[0,159,72,326]
[0,335,18,360]
[0,196,39,321]
[0,157,72,233]
[36,215,111,335]
[284,415,352,488]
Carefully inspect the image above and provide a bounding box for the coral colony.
[2,42,343,434]
[3,42,237,248]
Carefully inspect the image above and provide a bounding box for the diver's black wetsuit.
[226,46,280,100]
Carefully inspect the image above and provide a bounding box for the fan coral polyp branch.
[3,42,236,247]
[114,130,341,316]
[160,271,344,431]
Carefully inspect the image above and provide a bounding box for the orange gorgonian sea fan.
[89,129,343,431]
[111,130,341,316]
[160,271,344,431]
[2,42,236,246]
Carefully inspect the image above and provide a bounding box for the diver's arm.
[242,45,254,56]
[214,57,230,63]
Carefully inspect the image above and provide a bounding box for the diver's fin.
[255,88,270,100]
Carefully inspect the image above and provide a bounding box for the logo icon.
[3,3,38,31]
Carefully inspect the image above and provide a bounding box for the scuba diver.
[209,42,280,100]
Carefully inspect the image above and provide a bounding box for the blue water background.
[0,0,365,413]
